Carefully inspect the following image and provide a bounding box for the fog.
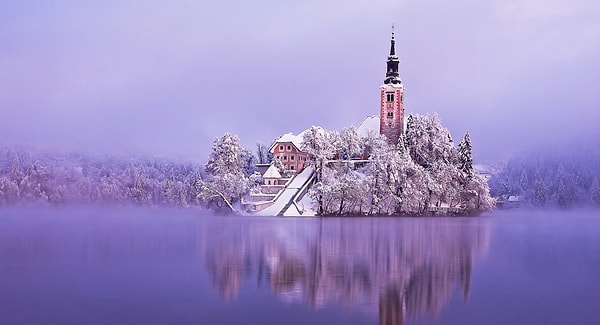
[1,0,599,162]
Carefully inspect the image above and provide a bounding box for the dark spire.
[384,24,401,85]
[389,24,396,56]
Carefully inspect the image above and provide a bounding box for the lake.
[0,207,598,324]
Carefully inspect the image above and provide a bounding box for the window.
[387,112,393,119]
[290,165,295,170]
[386,93,394,102]
[287,145,291,151]
[279,145,284,151]
[283,156,287,160]
[291,155,295,160]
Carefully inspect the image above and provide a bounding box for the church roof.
[356,115,380,138]
[263,164,282,179]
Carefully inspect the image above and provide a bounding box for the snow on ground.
[296,192,317,216]
[254,166,314,216]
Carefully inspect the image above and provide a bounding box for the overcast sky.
[1,0,599,162]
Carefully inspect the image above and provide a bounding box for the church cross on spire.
[390,23,396,56]
[384,24,401,85]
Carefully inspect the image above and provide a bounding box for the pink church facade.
[379,27,405,146]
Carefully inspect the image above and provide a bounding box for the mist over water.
[1,206,599,324]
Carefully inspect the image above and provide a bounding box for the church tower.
[379,26,405,146]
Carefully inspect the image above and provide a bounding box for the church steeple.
[379,25,405,146]
[384,24,401,85]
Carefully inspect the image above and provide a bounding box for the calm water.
[0,207,598,325]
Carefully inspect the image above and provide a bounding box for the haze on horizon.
[1,0,599,162]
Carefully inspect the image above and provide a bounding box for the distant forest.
[0,146,206,207]
[489,142,600,208]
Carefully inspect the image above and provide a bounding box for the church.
[271,29,406,172]
[357,27,406,146]
[379,27,405,145]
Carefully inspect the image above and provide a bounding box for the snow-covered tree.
[458,132,474,180]
[590,177,600,206]
[489,141,600,208]
[518,168,529,194]
[202,133,251,211]
[309,114,493,215]
[337,126,362,159]
[255,143,270,165]
[406,114,456,169]
[554,163,572,208]
[302,126,337,214]
[271,157,285,174]
[206,133,251,177]
[533,178,547,206]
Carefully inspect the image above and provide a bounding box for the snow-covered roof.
[356,115,380,138]
[508,195,523,202]
[474,164,492,174]
[263,164,282,179]
[380,83,404,89]
[269,129,308,153]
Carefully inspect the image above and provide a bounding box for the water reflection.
[204,217,490,324]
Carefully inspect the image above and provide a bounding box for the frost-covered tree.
[255,143,270,165]
[206,133,250,177]
[337,126,362,159]
[0,176,19,204]
[554,163,572,208]
[458,132,474,180]
[533,178,547,206]
[0,146,207,208]
[202,133,251,211]
[271,157,285,174]
[490,143,600,208]
[363,134,395,214]
[518,168,529,194]
[302,126,337,214]
[309,114,494,215]
[590,177,600,206]
[309,164,365,215]
[406,114,456,169]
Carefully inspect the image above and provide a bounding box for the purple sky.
[1,0,599,162]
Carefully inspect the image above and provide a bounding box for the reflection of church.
[203,218,490,325]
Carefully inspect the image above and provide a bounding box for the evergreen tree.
[534,178,547,206]
[458,132,474,180]
[396,133,407,154]
[554,163,571,207]
[590,177,600,206]
[518,168,529,194]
